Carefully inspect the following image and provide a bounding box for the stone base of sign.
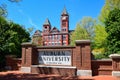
[20,67,31,73]
[112,71,120,76]
[31,65,76,76]
[77,70,92,76]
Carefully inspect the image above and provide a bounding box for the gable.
[33,30,42,36]
[50,27,59,33]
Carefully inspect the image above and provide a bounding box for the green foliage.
[80,17,96,39]
[105,8,120,57]
[92,48,106,59]
[92,24,107,58]
[0,16,30,57]
[93,24,108,49]
[0,0,21,17]
[0,4,7,17]
[70,23,89,46]
[70,17,95,46]
[32,36,43,46]
[8,0,22,3]
[94,53,106,59]
[93,0,120,59]
[27,26,34,37]
[99,0,120,24]
[0,16,30,69]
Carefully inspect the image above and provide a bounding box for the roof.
[61,7,68,15]
[33,30,42,36]
[43,18,51,25]
[69,30,74,33]
[50,27,59,33]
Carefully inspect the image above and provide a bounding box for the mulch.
[0,71,119,80]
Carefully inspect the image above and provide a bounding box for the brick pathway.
[0,71,119,80]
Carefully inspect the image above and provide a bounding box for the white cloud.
[18,9,25,15]
[18,9,37,27]
[28,18,37,27]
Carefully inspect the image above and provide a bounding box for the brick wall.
[6,55,21,70]
[20,40,120,76]
[92,60,112,76]
[74,40,91,70]
[21,40,92,76]
[5,55,114,76]
[6,40,118,77]
[112,58,120,71]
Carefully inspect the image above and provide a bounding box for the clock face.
[62,16,66,20]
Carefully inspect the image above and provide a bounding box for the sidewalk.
[0,71,119,80]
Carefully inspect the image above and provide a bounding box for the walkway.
[0,71,119,80]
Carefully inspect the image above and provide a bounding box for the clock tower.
[61,7,69,33]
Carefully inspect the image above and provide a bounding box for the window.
[48,43,51,46]
[54,35,56,39]
[63,35,66,40]
[62,28,67,31]
[52,42,54,46]
[52,35,54,40]
[57,35,60,39]
[62,22,66,27]
[44,36,47,40]
[48,36,50,40]
[63,42,66,46]
[58,42,61,45]
[49,36,51,40]
[45,26,47,29]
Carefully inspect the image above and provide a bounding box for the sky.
[1,0,105,32]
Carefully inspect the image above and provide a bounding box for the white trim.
[77,70,92,76]
[109,54,120,58]
[112,71,120,76]
[20,67,31,73]
[75,40,90,44]
[32,65,76,69]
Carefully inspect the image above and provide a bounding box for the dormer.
[43,18,51,33]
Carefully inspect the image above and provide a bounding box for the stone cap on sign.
[21,42,35,47]
[75,40,91,44]
[36,45,75,49]
[109,54,120,59]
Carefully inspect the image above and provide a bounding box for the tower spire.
[44,18,51,25]
[61,7,68,15]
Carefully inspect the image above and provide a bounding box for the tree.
[105,8,120,57]
[27,26,35,37]
[93,24,108,49]
[32,36,43,46]
[0,16,30,68]
[92,0,120,59]
[70,17,95,46]
[0,17,30,57]
[8,0,22,3]
[0,0,21,17]
[99,0,120,24]
[70,23,89,46]
[92,24,108,59]
[8,22,30,57]
[0,4,7,17]
[80,17,96,39]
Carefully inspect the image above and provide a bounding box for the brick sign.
[38,50,71,65]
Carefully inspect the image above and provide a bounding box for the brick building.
[32,7,73,46]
